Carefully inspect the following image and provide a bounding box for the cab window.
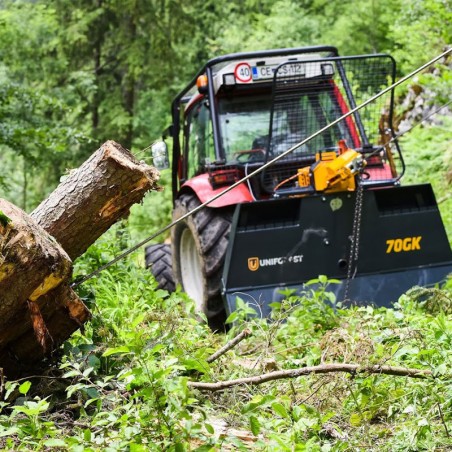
[185,101,214,179]
[218,94,271,163]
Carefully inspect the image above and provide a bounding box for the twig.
[188,363,434,391]
[297,378,329,405]
[437,402,450,437]
[207,329,251,363]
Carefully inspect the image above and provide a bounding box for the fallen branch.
[207,329,251,363]
[188,363,434,391]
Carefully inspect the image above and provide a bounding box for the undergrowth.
[400,114,452,241]
[0,234,451,451]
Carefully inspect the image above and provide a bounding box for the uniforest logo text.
[248,255,304,271]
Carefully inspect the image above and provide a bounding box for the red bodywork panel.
[331,81,361,148]
[180,173,253,208]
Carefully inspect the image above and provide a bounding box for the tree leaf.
[272,402,289,419]
[249,415,261,436]
[44,439,67,447]
[204,423,214,434]
[349,412,362,426]
[0,427,19,438]
[102,346,131,357]
[18,381,31,395]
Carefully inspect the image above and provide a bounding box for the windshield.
[268,85,356,158]
[218,94,271,163]
[217,86,355,165]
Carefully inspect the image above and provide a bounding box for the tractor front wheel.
[171,193,232,330]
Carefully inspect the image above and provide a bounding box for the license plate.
[252,63,306,80]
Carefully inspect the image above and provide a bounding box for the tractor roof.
[176,46,339,106]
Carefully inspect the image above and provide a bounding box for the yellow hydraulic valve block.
[297,149,365,193]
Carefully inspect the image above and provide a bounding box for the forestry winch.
[144,46,452,329]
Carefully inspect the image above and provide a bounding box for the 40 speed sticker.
[234,62,252,83]
[248,255,304,272]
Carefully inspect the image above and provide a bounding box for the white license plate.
[252,63,306,80]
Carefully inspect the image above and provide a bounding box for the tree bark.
[0,199,72,326]
[0,199,79,377]
[0,141,160,377]
[31,140,160,260]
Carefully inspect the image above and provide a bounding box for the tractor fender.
[180,173,253,208]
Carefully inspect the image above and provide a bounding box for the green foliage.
[0,210,11,227]
[388,0,452,74]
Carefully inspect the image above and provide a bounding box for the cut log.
[31,140,160,260]
[0,200,72,328]
[0,141,159,377]
[0,200,79,376]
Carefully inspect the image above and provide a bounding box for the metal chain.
[353,182,364,264]
[344,179,364,302]
[341,96,452,303]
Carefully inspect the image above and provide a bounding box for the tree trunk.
[31,140,160,260]
[0,199,78,376]
[0,200,72,325]
[0,141,159,377]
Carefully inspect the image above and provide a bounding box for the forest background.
[0,0,451,221]
[0,0,452,450]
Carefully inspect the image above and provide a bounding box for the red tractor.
[146,46,452,329]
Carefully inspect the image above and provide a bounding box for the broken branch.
[207,329,251,363]
[189,363,434,391]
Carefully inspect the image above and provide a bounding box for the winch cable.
[72,48,451,289]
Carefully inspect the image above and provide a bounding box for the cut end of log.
[102,140,160,184]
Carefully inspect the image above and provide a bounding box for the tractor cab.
[164,46,403,207]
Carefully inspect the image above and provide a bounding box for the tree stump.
[0,141,159,377]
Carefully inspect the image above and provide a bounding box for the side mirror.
[151,141,169,170]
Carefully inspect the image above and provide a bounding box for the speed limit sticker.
[234,62,252,83]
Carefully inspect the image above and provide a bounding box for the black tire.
[171,192,233,330]
[145,243,176,292]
